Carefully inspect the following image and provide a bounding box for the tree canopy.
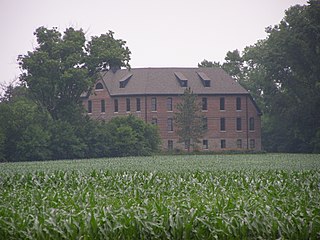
[18,27,131,121]
[200,1,320,152]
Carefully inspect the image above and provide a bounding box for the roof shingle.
[99,67,248,96]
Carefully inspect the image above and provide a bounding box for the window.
[236,97,241,110]
[168,140,173,151]
[202,117,208,130]
[101,99,105,113]
[136,98,141,112]
[167,118,173,131]
[95,82,103,90]
[184,140,190,150]
[220,118,226,131]
[167,97,173,111]
[203,140,208,150]
[249,117,255,131]
[151,97,157,111]
[119,81,125,88]
[250,139,255,149]
[114,99,118,112]
[202,97,208,111]
[204,80,210,87]
[220,97,225,110]
[237,139,242,148]
[88,100,92,113]
[181,80,188,87]
[151,117,158,125]
[221,139,226,149]
[126,98,130,112]
[236,117,242,131]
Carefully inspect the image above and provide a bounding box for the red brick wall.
[83,88,262,151]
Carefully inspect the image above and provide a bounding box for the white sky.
[0,0,308,86]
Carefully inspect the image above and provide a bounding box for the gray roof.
[99,67,248,96]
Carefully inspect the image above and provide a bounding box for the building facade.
[82,68,262,151]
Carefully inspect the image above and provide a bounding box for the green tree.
[0,127,5,162]
[18,27,131,122]
[106,115,160,157]
[200,1,320,152]
[49,120,86,160]
[243,2,320,152]
[198,59,221,68]
[0,95,51,161]
[174,88,205,152]
[86,30,131,74]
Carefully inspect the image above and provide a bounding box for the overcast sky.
[0,0,308,86]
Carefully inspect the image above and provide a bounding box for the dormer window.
[119,74,133,88]
[95,82,104,90]
[197,72,211,87]
[174,72,188,87]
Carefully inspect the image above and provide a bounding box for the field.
[0,154,320,239]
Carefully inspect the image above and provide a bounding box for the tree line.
[199,1,320,153]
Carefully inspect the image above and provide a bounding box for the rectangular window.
[136,98,141,112]
[203,139,208,150]
[236,97,241,110]
[221,139,226,149]
[184,140,190,150]
[220,97,225,110]
[114,99,118,113]
[168,140,173,151]
[88,100,92,113]
[101,99,105,113]
[202,117,208,130]
[249,117,255,131]
[167,97,173,111]
[151,117,158,125]
[237,139,242,148]
[126,98,130,112]
[167,118,173,131]
[220,117,226,131]
[202,97,208,111]
[250,139,255,149]
[236,117,242,131]
[151,97,157,111]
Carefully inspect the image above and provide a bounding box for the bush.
[106,115,160,157]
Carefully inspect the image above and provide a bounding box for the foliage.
[0,85,159,161]
[106,115,160,157]
[199,1,320,153]
[0,95,51,162]
[18,26,131,121]
[86,30,131,74]
[174,88,205,152]
[0,154,319,239]
[49,120,87,160]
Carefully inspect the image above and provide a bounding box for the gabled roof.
[98,67,248,96]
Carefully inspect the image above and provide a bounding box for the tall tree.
[174,88,205,152]
[199,1,320,152]
[18,27,131,121]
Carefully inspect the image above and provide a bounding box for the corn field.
[0,154,320,239]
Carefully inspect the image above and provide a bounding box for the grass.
[0,154,320,239]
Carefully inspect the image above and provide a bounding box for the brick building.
[82,67,262,151]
